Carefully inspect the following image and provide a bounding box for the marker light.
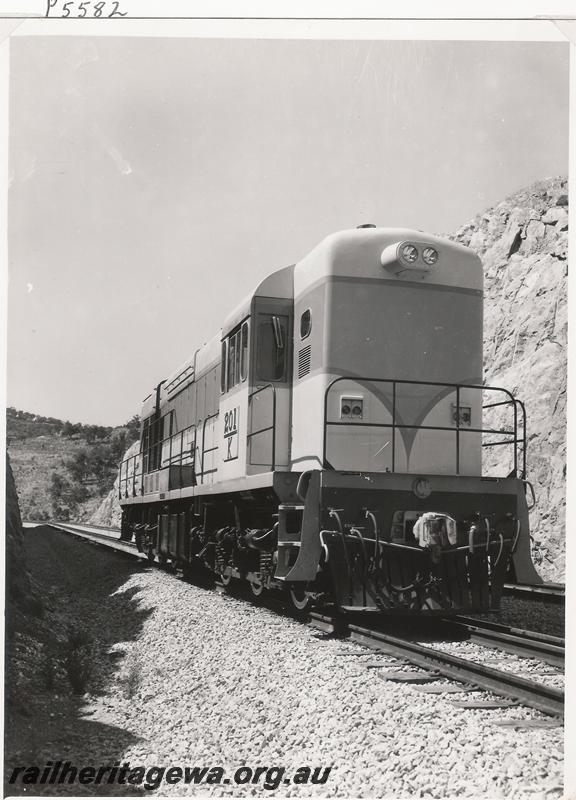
[341,396,364,419]
[401,244,419,264]
[422,247,439,265]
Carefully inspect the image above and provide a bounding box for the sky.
[7,35,569,426]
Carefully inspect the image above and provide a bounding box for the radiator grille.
[298,345,312,379]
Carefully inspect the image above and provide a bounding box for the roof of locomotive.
[141,264,295,414]
[220,226,478,332]
[141,227,481,414]
[293,226,483,298]
[222,263,295,335]
[154,331,221,407]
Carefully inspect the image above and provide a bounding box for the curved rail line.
[43,521,564,718]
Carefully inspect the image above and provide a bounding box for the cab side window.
[240,321,249,381]
[300,309,312,339]
[221,320,250,394]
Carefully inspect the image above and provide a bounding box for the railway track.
[503,582,565,603]
[46,521,139,556]
[42,521,565,719]
[445,615,564,667]
[309,613,564,719]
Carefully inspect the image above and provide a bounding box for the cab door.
[247,299,292,474]
[218,319,250,483]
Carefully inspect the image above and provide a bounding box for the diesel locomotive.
[118,226,541,613]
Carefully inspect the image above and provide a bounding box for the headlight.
[422,247,438,265]
[401,244,419,264]
[412,478,432,499]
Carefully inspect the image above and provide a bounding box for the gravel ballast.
[6,527,565,798]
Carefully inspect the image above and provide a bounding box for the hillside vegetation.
[7,408,139,522]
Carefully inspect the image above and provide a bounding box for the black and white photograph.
[3,11,571,799]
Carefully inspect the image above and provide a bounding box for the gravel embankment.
[7,527,564,798]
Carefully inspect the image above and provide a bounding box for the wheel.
[249,580,264,597]
[220,571,232,587]
[289,586,310,611]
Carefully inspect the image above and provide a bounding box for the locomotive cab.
[218,264,294,482]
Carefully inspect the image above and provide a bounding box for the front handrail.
[323,376,526,478]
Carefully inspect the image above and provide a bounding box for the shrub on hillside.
[9,408,140,523]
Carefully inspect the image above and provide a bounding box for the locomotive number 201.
[224,408,238,436]
[223,407,240,462]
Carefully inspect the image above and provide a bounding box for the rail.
[347,622,563,717]
[445,615,564,667]
[306,611,563,717]
[48,522,140,556]
[504,582,565,604]
[323,377,526,478]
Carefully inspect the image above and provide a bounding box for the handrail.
[515,398,527,478]
[247,383,277,470]
[118,421,197,498]
[323,376,526,478]
[118,409,220,497]
[200,412,219,482]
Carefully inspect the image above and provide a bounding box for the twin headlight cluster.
[400,243,439,266]
[381,240,440,276]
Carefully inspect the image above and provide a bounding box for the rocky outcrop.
[5,453,41,613]
[452,177,567,581]
[89,439,140,528]
[6,453,30,601]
